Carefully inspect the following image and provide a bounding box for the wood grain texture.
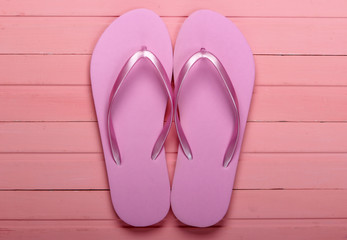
[1,17,347,55]
[1,122,347,153]
[2,55,347,86]
[1,0,347,17]
[1,153,346,190]
[1,86,347,121]
[0,55,90,85]
[0,219,346,240]
[0,190,346,219]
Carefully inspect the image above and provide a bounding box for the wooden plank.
[249,86,347,122]
[0,86,95,121]
[0,55,89,85]
[235,153,347,190]
[0,219,347,240]
[1,85,347,122]
[0,122,104,153]
[2,55,347,86]
[0,190,346,219]
[255,56,347,86]
[0,153,108,190]
[1,17,347,55]
[1,0,347,17]
[1,122,347,153]
[0,153,346,190]
[243,122,347,153]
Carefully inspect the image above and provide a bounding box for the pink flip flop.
[171,10,255,227]
[90,9,173,227]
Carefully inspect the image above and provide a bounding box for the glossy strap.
[174,48,240,167]
[107,47,173,165]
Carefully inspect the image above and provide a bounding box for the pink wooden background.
[1,0,347,239]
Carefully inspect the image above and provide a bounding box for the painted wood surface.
[2,55,347,86]
[1,190,347,219]
[1,219,346,240]
[2,122,347,153]
[0,153,346,190]
[1,86,347,121]
[1,17,347,55]
[0,0,347,239]
[0,0,347,17]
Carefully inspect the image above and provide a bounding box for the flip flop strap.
[107,47,174,165]
[174,48,240,167]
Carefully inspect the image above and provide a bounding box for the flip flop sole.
[90,9,172,227]
[172,10,255,227]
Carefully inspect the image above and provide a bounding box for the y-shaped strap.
[107,46,174,165]
[175,48,240,167]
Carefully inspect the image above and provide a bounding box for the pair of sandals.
[90,9,254,227]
